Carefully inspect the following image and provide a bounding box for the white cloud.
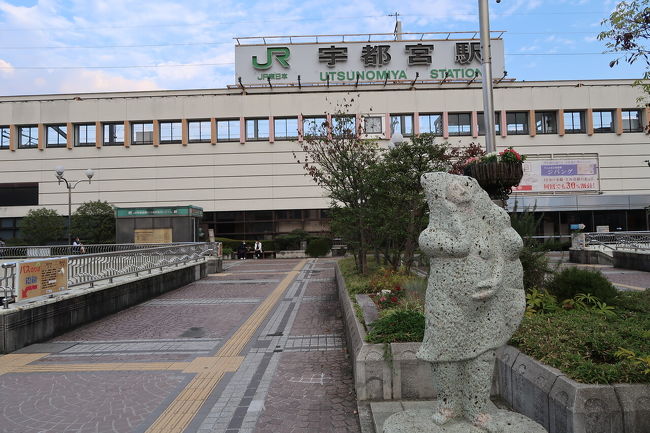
[57,70,160,93]
[0,59,14,76]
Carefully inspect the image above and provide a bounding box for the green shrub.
[275,229,311,250]
[366,310,425,344]
[511,310,649,384]
[541,239,571,251]
[306,237,332,257]
[546,267,617,304]
[520,245,552,292]
[613,290,650,313]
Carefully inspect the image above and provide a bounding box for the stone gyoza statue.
[383,172,546,433]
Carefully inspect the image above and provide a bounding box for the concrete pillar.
[95,121,102,148]
[66,122,73,149]
[471,111,478,138]
[586,108,594,136]
[152,120,160,147]
[9,125,16,151]
[442,112,449,139]
[529,110,536,137]
[38,124,45,150]
[124,121,131,147]
[558,109,565,136]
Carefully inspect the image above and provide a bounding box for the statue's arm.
[419,216,471,258]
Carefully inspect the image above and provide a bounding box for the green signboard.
[115,206,203,218]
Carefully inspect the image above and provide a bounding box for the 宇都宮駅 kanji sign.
[234,39,504,85]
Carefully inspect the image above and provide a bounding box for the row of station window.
[0,108,644,149]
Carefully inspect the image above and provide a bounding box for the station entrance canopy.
[234,32,505,86]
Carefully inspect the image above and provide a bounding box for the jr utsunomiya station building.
[0,31,648,241]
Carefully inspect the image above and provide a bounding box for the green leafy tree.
[71,200,115,244]
[18,208,65,245]
[366,133,453,271]
[294,98,380,274]
[598,0,650,68]
[599,1,650,108]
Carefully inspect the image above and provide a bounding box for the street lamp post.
[54,166,94,245]
[478,0,498,154]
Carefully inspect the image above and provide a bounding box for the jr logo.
[252,47,290,70]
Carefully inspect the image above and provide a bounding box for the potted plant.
[463,147,526,201]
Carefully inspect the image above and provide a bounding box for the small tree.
[366,133,453,271]
[18,208,65,245]
[294,98,380,274]
[71,200,115,244]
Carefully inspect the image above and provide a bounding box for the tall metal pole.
[67,186,72,245]
[479,0,496,154]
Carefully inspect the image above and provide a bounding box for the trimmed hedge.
[366,310,425,344]
[510,308,649,384]
[546,267,618,304]
[306,237,332,257]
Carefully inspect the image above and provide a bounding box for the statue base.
[382,408,547,433]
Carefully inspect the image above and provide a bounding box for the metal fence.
[1,242,220,308]
[584,231,650,251]
[0,242,207,259]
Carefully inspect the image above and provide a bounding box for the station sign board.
[513,158,600,193]
[235,39,505,85]
[17,257,68,301]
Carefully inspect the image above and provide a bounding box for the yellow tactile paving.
[0,260,308,433]
[0,353,48,376]
[612,282,647,292]
[145,259,307,433]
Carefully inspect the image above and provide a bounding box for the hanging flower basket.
[465,161,523,200]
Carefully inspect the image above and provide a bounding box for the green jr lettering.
[252,47,291,70]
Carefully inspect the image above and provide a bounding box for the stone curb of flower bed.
[335,263,650,433]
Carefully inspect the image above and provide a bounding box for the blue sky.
[0,0,645,95]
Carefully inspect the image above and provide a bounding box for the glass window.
[0,183,38,206]
[593,110,614,133]
[477,112,501,135]
[74,124,96,147]
[448,113,472,136]
[131,122,154,145]
[103,123,124,146]
[274,117,298,139]
[0,127,9,149]
[363,116,383,134]
[506,112,529,135]
[564,111,585,134]
[188,120,211,142]
[160,121,182,143]
[535,111,557,134]
[217,119,240,142]
[18,126,38,148]
[419,113,443,135]
[46,125,67,148]
[390,114,413,136]
[302,116,327,136]
[332,116,355,137]
[246,118,270,141]
[622,109,643,133]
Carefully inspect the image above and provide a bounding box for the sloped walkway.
[0,258,360,433]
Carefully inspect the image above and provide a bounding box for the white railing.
[1,242,220,308]
[0,242,205,259]
[584,231,650,251]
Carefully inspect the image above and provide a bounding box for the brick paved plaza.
[0,258,360,433]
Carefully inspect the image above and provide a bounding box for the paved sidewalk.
[0,258,360,433]
[548,251,650,292]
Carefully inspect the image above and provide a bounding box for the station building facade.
[0,78,648,242]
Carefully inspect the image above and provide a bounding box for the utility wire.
[0,11,608,32]
[0,52,630,70]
